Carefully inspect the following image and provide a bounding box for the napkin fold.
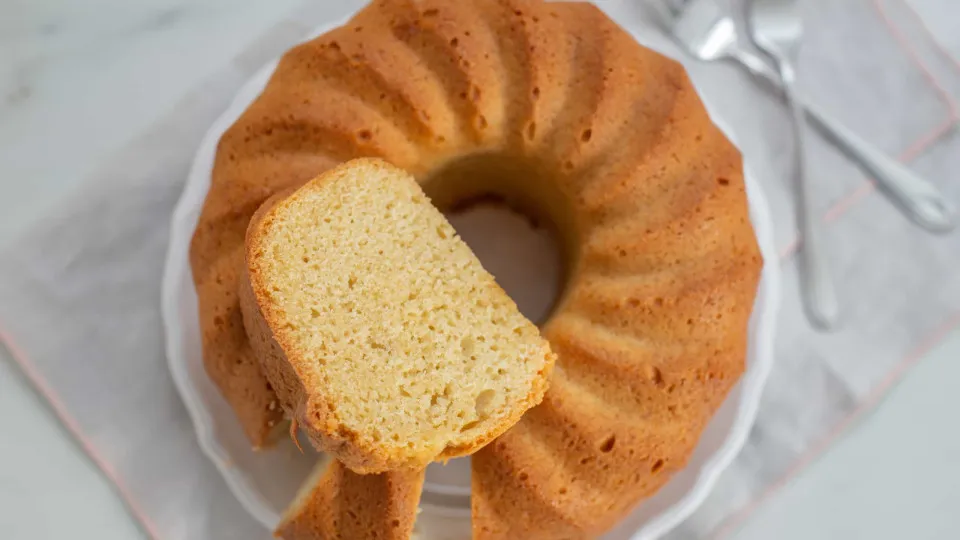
[1,1,958,539]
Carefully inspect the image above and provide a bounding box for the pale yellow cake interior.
[253,160,553,459]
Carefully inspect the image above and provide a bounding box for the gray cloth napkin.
[1,1,958,539]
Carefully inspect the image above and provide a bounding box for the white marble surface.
[1,0,958,539]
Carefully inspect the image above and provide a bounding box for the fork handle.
[803,100,955,232]
[736,50,956,233]
[778,59,840,330]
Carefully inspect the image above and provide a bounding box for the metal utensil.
[654,0,956,233]
[652,0,837,328]
[748,0,838,329]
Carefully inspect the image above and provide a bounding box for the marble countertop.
[1,0,958,538]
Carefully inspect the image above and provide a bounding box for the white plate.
[161,7,781,539]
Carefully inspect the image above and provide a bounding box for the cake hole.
[426,155,569,325]
[581,129,592,142]
[422,8,439,17]
[651,459,665,473]
[461,337,475,355]
[357,129,373,141]
[518,472,529,481]
[450,37,459,47]
[717,177,730,186]
[599,435,616,453]
[475,389,495,419]
[647,366,664,387]
[532,86,540,99]
[444,204,562,325]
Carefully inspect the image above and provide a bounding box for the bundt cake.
[239,158,555,473]
[189,0,763,537]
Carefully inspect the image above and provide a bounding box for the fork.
[748,0,837,329]
[652,0,956,234]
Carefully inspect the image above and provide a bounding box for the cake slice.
[240,158,555,473]
[276,457,423,540]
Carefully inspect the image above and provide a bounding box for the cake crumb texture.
[243,158,555,473]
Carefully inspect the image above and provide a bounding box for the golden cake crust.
[275,460,424,540]
[190,0,763,537]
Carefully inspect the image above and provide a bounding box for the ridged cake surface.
[189,0,762,537]
[276,459,424,540]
